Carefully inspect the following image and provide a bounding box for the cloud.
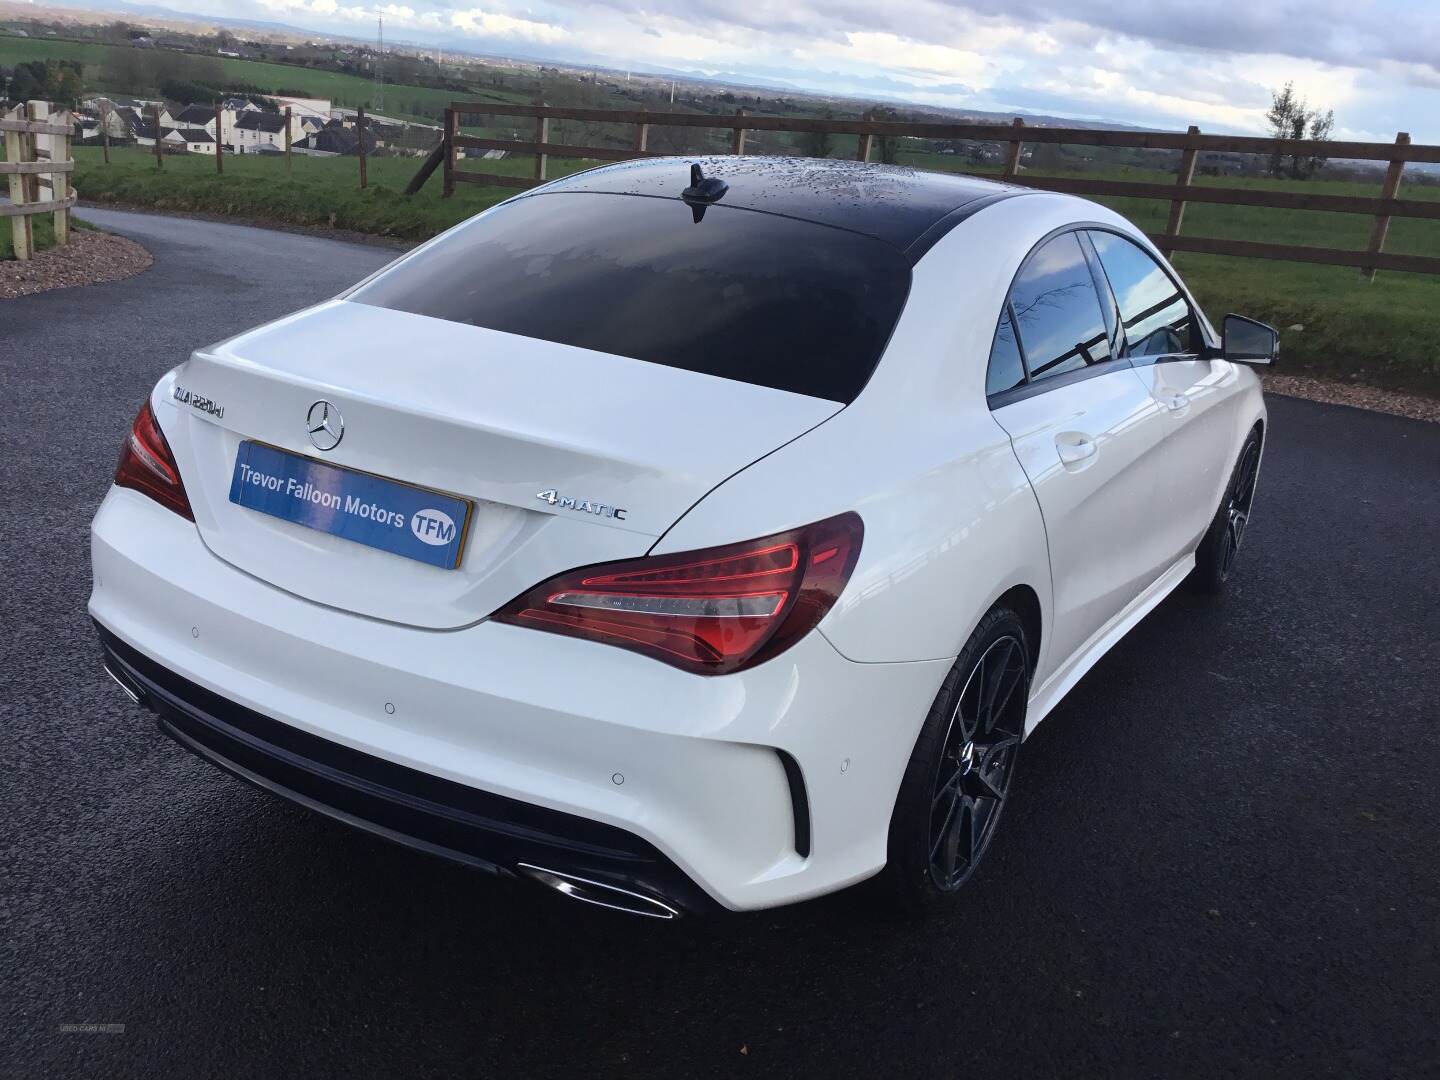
[448,8,568,41]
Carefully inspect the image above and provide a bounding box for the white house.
[171,103,235,145]
[106,101,178,141]
[115,106,179,145]
[230,110,301,153]
[170,127,216,155]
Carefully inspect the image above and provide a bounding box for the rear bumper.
[99,625,713,916]
[90,487,950,910]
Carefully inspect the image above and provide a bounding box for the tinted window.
[1008,233,1111,382]
[1089,231,1194,357]
[986,309,1025,396]
[349,192,912,404]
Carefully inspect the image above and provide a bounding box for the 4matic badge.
[536,489,627,521]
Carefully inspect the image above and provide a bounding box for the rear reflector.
[114,400,194,521]
[492,512,863,675]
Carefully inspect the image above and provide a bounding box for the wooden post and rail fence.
[7,95,1435,278]
[411,101,1440,278]
[2,101,75,261]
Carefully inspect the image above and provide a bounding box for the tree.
[797,107,834,159]
[7,59,84,107]
[1265,81,1334,179]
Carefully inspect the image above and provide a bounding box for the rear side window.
[986,309,1025,396]
[1007,233,1112,383]
[1089,231,1195,357]
[349,192,912,404]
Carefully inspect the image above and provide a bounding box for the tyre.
[1189,427,1263,595]
[879,606,1031,915]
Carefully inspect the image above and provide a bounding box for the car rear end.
[90,176,937,913]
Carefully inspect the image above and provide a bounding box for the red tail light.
[493,512,863,675]
[114,400,194,521]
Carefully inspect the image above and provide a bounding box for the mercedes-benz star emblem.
[306,399,344,451]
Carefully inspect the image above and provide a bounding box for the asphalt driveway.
[2,208,1438,1078]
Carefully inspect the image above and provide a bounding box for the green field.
[898,151,1440,258]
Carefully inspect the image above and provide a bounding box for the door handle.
[1055,432,1098,468]
[1164,392,1191,413]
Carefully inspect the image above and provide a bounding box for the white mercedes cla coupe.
[91,157,1274,917]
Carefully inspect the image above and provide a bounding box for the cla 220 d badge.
[306,400,344,451]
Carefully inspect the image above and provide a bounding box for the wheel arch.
[991,582,1042,676]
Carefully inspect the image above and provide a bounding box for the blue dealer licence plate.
[228,441,473,569]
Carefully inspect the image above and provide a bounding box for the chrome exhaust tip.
[518,863,680,920]
[104,662,146,706]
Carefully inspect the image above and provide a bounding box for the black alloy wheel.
[926,633,1027,890]
[1219,436,1262,582]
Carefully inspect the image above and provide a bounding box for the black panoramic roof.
[531,156,1027,261]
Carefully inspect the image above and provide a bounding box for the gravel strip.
[0,230,152,299]
[1262,372,1439,424]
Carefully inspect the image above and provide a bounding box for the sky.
[53,0,1440,140]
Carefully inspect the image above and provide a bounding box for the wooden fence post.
[24,101,43,207]
[1002,117,1025,180]
[731,108,746,155]
[633,108,649,154]
[101,110,110,164]
[53,108,70,245]
[357,107,368,189]
[284,106,292,174]
[215,103,224,174]
[1363,131,1410,282]
[442,106,456,198]
[856,110,872,162]
[1161,125,1200,258]
[4,105,31,261]
[533,100,548,182]
[153,104,163,169]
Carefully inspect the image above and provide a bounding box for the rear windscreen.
[348,192,911,403]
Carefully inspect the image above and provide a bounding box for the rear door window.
[349,192,912,404]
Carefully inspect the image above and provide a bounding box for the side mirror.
[1222,314,1279,366]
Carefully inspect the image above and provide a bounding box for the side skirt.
[1024,553,1195,736]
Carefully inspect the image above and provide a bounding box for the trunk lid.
[165,301,841,629]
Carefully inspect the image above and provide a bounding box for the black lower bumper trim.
[95,622,718,915]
